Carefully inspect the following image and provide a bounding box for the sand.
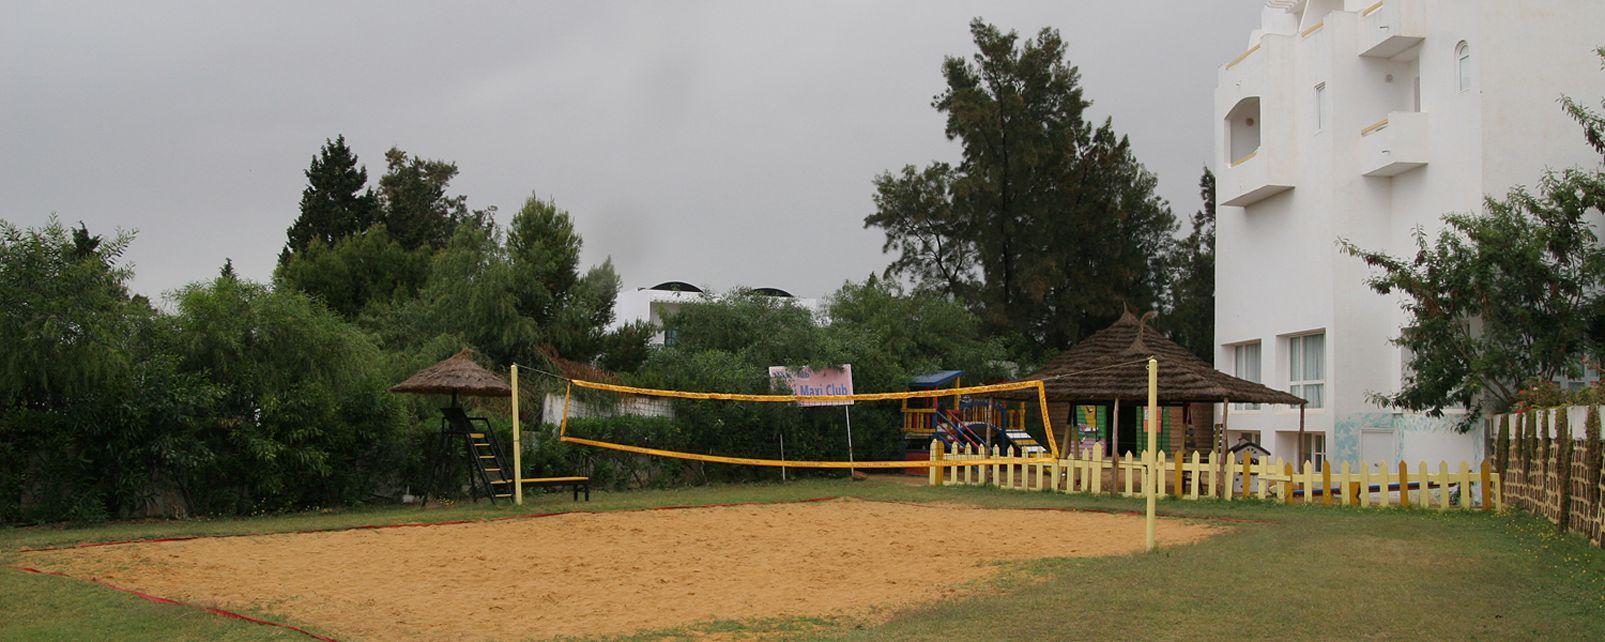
[20,498,1220,640]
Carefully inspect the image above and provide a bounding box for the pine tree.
[281,135,378,263]
[378,147,470,251]
[1163,168,1216,361]
[219,258,236,280]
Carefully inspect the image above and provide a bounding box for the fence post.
[1399,461,1411,509]
[1321,463,1333,506]
[929,439,940,487]
[1457,461,1472,510]
[1438,461,1451,512]
[1283,460,1294,505]
[1418,461,1430,509]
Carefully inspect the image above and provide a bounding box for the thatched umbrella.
[1009,309,1306,459]
[389,349,512,406]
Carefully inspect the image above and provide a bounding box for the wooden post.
[1145,358,1158,552]
[1321,463,1332,506]
[1111,398,1121,495]
[1173,447,1183,499]
[511,364,523,506]
[929,439,941,487]
[1283,460,1294,505]
[1399,461,1411,508]
[1220,400,1231,498]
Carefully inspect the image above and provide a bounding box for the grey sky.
[2,1,1262,301]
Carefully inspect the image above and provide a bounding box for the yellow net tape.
[557,378,1060,464]
[568,377,1044,403]
[559,435,1049,469]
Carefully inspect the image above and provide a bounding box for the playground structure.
[900,370,1042,473]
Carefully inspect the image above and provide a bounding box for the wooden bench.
[520,476,591,501]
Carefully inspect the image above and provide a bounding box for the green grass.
[4,479,1604,641]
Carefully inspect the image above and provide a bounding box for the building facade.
[611,281,822,346]
[1212,0,1605,466]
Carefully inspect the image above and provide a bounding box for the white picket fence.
[926,441,1503,510]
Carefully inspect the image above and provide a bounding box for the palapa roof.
[389,349,512,397]
[1013,310,1305,405]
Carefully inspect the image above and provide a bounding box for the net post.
[511,364,522,506]
[1035,380,1058,460]
[1146,357,1158,552]
[559,382,573,438]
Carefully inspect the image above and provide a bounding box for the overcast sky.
[2,1,1263,301]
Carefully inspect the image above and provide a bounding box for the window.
[1232,342,1262,410]
[1455,42,1471,92]
[1313,82,1328,132]
[1303,433,1327,469]
[1288,332,1325,408]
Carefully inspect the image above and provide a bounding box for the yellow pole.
[1146,357,1158,552]
[511,364,523,506]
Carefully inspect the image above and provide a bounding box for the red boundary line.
[19,495,843,553]
[12,565,338,641]
[11,496,846,641]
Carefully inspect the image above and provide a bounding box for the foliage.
[280,135,379,263]
[275,225,432,318]
[866,19,1176,361]
[1340,54,1605,425]
[377,147,485,251]
[1496,414,1511,477]
[371,194,644,369]
[1160,167,1216,361]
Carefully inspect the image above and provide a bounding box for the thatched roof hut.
[389,349,512,398]
[1018,309,1304,406]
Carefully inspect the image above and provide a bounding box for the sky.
[2,1,1264,301]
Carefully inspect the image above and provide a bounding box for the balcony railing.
[1360,111,1429,177]
[1359,0,1425,58]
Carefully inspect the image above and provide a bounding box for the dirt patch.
[20,498,1220,640]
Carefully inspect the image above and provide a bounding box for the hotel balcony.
[1217,34,1294,208]
[1359,111,1429,177]
[1220,144,1295,207]
[1357,0,1426,58]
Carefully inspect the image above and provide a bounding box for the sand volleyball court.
[20,498,1220,640]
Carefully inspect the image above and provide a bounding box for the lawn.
[3,479,1604,641]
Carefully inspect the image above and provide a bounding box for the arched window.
[1455,41,1471,92]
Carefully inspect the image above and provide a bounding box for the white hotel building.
[1212,0,1605,466]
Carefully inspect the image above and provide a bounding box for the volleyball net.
[545,377,1059,469]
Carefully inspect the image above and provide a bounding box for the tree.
[378,147,480,251]
[375,194,643,370]
[275,226,431,319]
[1162,168,1216,361]
[281,136,378,263]
[866,19,1176,361]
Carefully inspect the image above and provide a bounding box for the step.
[469,433,485,438]
[479,455,496,459]
[483,468,501,472]
[490,479,510,484]
[472,442,491,448]
[494,493,512,498]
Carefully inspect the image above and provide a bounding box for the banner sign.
[767,364,854,407]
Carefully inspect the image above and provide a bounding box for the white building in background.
[1212,0,1605,467]
[611,281,823,346]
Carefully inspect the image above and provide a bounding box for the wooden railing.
[928,441,1503,511]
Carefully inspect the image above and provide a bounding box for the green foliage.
[281,135,379,262]
[866,19,1176,361]
[373,195,642,369]
[377,147,481,251]
[275,225,432,318]
[596,281,1010,484]
[1341,54,1605,424]
[1161,168,1216,361]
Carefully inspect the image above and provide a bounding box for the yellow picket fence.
[927,441,1503,511]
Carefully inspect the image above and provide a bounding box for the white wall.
[1213,0,1604,468]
